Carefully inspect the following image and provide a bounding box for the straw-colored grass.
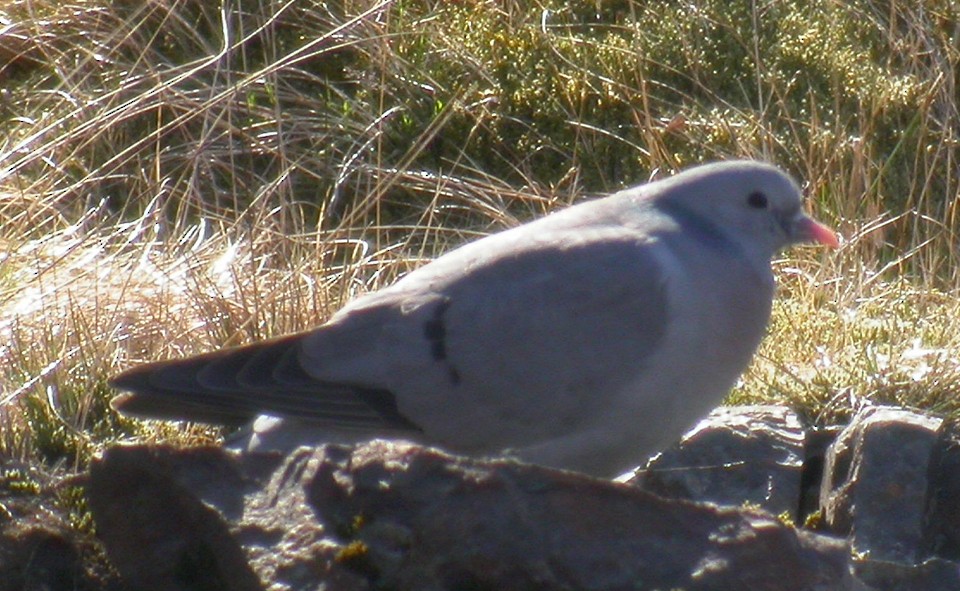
[0,0,958,469]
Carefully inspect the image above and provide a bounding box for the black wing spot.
[422,299,463,386]
[423,300,451,362]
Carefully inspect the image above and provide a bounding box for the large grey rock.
[820,406,941,562]
[86,441,854,591]
[629,405,805,519]
[924,418,960,561]
[818,406,960,589]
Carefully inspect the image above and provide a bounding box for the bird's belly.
[605,281,772,457]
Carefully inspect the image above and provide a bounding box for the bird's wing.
[112,204,675,439]
[296,222,673,444]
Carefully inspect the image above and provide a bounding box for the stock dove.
[111,160,838,477]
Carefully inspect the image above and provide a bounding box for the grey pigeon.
[111,160,838,477]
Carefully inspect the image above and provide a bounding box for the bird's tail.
[110,334,417,432]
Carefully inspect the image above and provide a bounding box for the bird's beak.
[789,214,839,248]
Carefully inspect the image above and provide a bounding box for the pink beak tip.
[798,216,840,249]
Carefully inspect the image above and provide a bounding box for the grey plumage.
[111,160,837,477]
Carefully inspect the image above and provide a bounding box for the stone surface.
[626,404,960,589]
[629,405,805,519]
[852,556,960,591]
[924,418,960,561]
[0,459,123,591]
[820,406,942,565]
[87,441,854,591]
[82,404,960,591]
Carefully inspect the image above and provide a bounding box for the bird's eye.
[747,192,768,209]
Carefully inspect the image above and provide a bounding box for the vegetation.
[0,0,958,471]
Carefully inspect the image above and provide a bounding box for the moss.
[335,539,381,581]
[1,468,42,496]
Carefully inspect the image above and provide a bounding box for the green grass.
[0,0,958,468]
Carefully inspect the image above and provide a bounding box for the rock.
[924,418,960,561]
[84,446,280,591]
[851,556,960,591]
[1,525,88,591]
[820,406,942,564]
[0,460,123,591]
[626,404,960,589]
[86,441,854,591]
[816,405,960,589]
[628,405,805,519]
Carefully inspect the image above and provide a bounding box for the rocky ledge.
[86,438,853,591]
[13,403,958,590]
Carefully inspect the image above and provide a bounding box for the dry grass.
[0,0,958,466]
